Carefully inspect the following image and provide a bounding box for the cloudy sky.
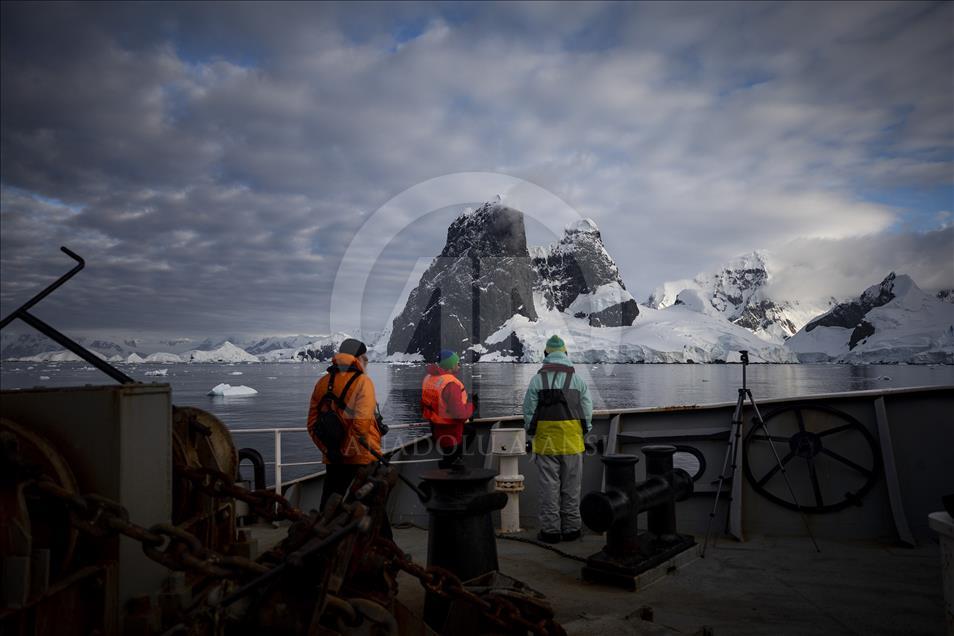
[1,1,951,341]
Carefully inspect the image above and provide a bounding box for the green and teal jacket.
[522,351,593,455]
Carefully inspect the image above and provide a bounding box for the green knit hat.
[544,335,566,354]
[438,349,460,370]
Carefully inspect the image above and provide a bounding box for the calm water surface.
[3,361,951,481]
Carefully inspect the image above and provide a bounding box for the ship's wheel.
[743,404,881,514]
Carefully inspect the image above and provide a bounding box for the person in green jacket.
[523,334,593,544]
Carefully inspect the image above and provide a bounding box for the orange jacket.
[421,365,473,448]
[307,353,381,464]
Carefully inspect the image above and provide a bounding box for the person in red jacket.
[421,349,474,468]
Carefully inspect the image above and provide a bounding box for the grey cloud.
[1,1,951,338]
[767,227,954,302]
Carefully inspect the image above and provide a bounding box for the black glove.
[525,439,533,454]
[375,409,388,435]
[469,392,480,420]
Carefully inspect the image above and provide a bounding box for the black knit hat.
[339,338,367,357]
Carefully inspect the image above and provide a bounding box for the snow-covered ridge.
[185,342,260,363]
[484,300,795,363]
[788,273,954,363]
[647,250,829,343]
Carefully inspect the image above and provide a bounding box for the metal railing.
[231,422,429,495]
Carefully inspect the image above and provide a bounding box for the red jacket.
[421,364,474,447]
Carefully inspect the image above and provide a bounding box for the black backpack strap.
[539,369,550,390]
[324,368,338,398]
[321,367,363,413]
[336,370,363,412]
[562,367,574,390]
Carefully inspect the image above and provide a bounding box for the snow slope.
[787,273,954,363]
[185,342,259,363]
[647,251,829,343]
[484,293,795,363]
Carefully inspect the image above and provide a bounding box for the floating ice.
[39,376,50,380]
[230,371,243,375]
[145,369,168,377]
[207,383,258,396]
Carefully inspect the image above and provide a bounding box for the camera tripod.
[701,350,820,556]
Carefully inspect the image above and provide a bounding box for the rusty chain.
[175,464,307,523]
[31,463,564,635]
[374,538,567,636]
[30,478,268,579]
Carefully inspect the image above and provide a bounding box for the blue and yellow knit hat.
[544,335,566,354]
[438,349,460,370]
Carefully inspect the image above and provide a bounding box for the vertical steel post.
[274,430,282,496]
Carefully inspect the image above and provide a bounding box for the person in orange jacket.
[307,338,387,514]
[421,349,475,468]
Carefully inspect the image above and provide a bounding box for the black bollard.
[580,445,695,589]
[419,465,507,630]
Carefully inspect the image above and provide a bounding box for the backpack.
[528,367,585,435]
[311,365,363,463]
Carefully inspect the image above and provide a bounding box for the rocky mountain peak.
[440,201,530,259]
[646,250,821,342]
[531,217,636,324]
[805,272,910,336]
[387,200,538,360]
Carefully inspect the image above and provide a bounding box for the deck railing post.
[274,429,283,497]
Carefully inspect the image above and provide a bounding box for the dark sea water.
[3,361,952,482]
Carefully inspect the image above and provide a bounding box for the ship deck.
[390,526,944,636]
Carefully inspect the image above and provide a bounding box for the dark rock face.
[531,220,638,327]
[387,202,538,360]
[88,340,124,355]
[295,344,336,361]
[938,290,954,304]
[734,300,797,336]
[848,320,875,350]
[0,333,55,359]
[481,332,525,360]
[588,299,640,327]
[806,272,897,333]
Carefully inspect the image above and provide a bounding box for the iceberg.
[207,383,258,396]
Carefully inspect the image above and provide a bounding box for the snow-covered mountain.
[184,341,261,363]
[530,219,639,327]
[787,273,954,363]
[482,300,795,363]
[386,199,538,360]
[647,251,829,342]
[0,332,339,362]
[257,333,353,362]
[384,199,794,363]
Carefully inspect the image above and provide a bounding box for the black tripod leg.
[748,391,821,553]
[702,390,745,557]
[723,405,746,536]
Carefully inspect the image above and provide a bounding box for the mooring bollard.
[491,427,526,533]
[580,445,696,589]
[419,465,508,630]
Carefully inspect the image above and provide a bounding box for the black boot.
[536,530,561,544]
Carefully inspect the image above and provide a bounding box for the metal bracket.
[0,246,137,385]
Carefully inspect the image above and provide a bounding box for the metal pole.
[274,430,283,496]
